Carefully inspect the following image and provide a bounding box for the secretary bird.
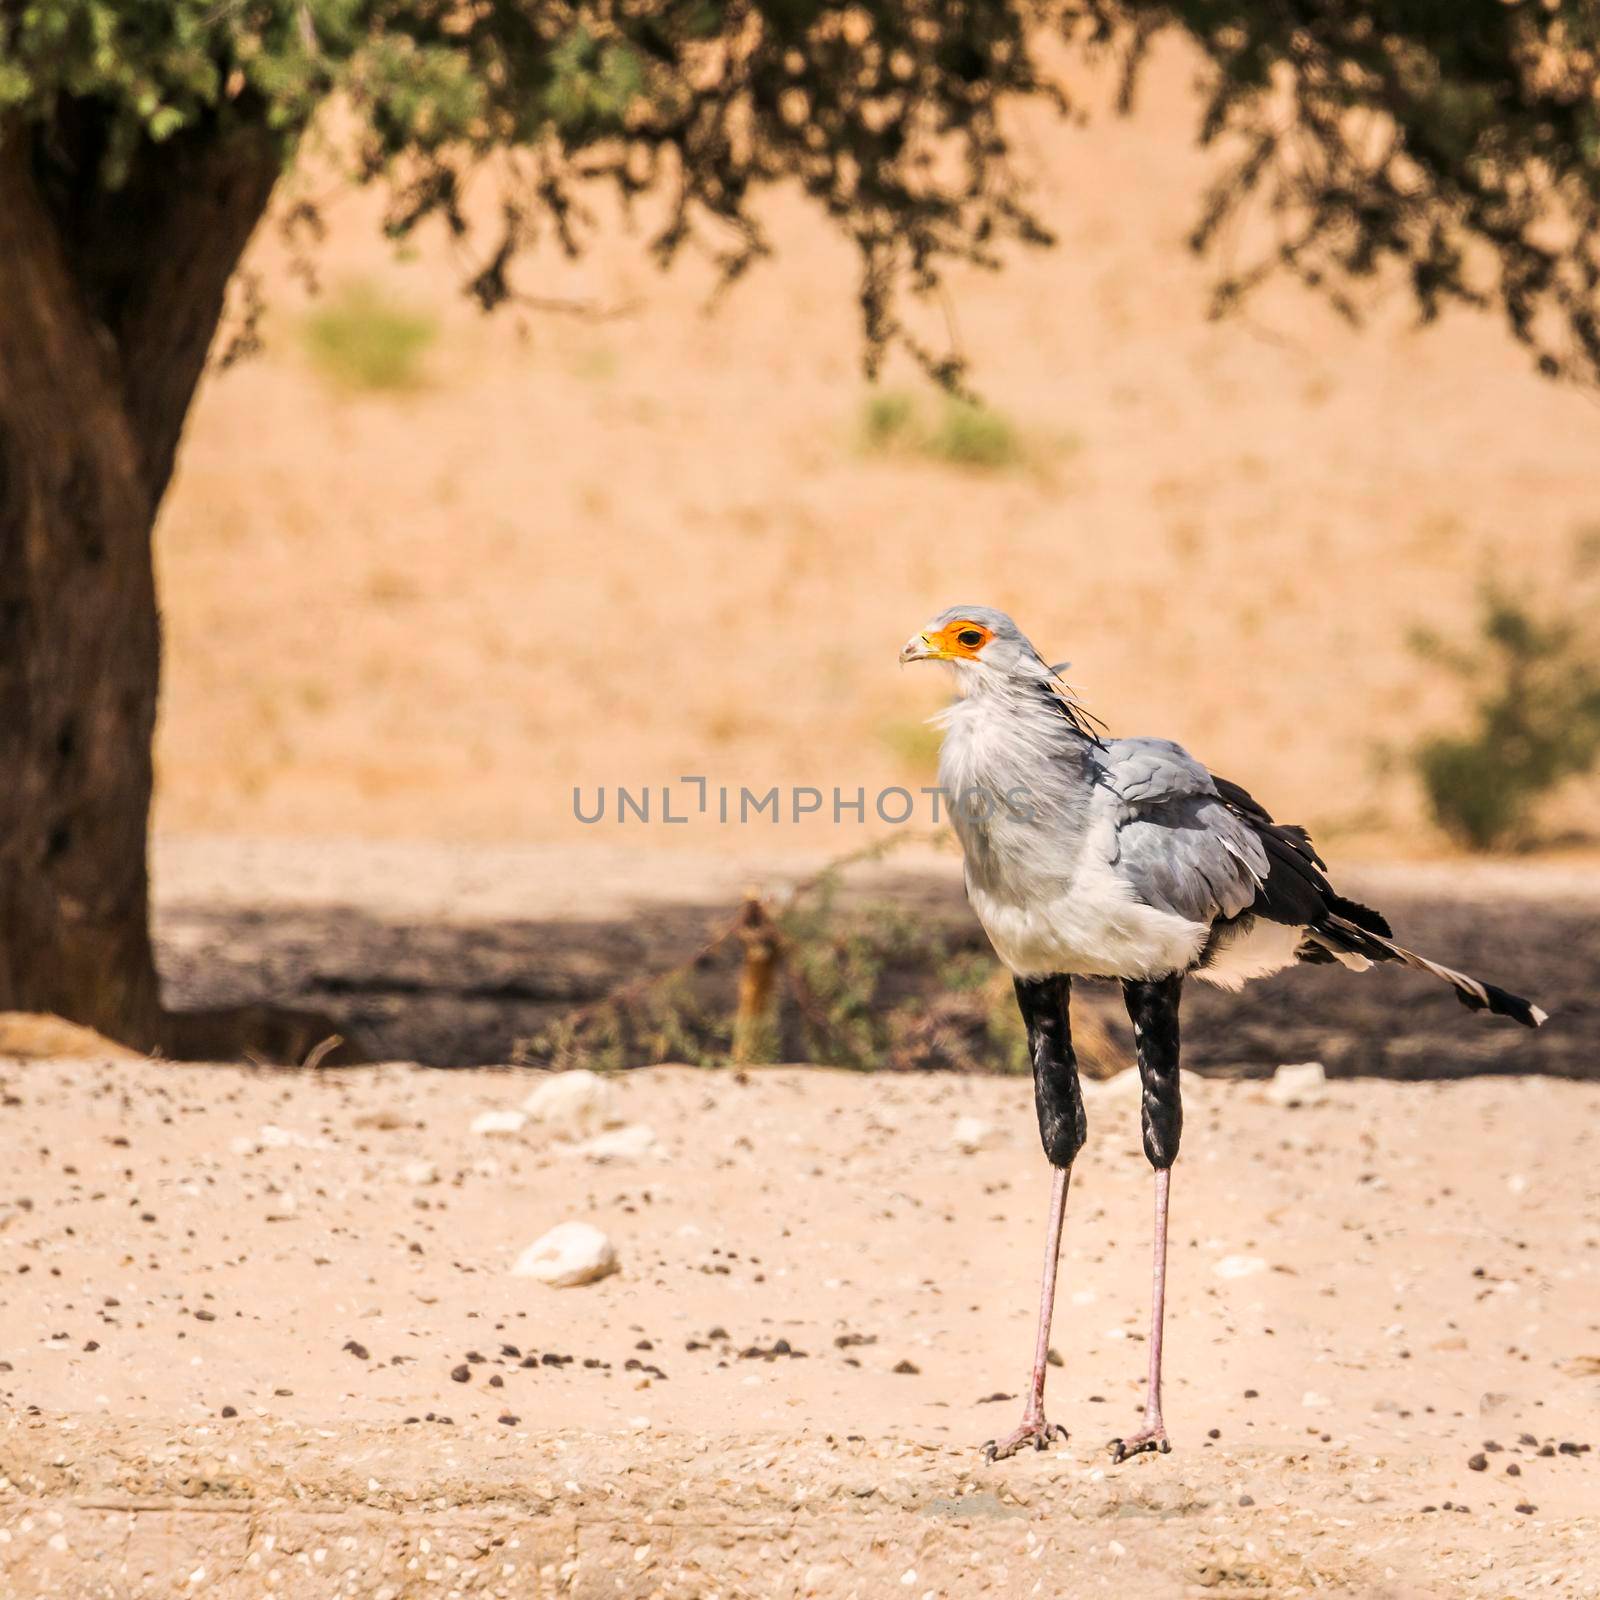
[899,606,1546,1464]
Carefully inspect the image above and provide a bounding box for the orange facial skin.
[922,619,993,660]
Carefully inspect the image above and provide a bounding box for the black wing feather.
[1210,775,1392,934]
[1209,776,1539,1026]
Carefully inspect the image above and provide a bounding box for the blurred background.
[156,43,1600,862]
[133,39,1600,1077]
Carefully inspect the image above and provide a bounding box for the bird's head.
[899,606,1050,691]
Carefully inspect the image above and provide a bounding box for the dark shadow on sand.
[155,882,1594,1077]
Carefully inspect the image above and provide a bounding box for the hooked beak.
[899,632,941,664]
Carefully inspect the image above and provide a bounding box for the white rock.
[512,1222,618,1287]
[1302,1390,1331,1409]
[230,1124,327,1156]
[520,1070,622,1140]
[572,1123,659,1163]
[470,1109,528,1137]
[1266,1061,1327,1106]
[1214,1255,1268,1280]
[950,1116,998,1154]
[1090,1066,1143,1101]
[258,1124,326,1150]
[401,1159,438,1186]
[1084,1067,1209,1102]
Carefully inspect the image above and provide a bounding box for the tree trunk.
[0,124,278,1053]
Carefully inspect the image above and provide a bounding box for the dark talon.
[1108,1429,1171,1464]
[980,1417,1068,1461]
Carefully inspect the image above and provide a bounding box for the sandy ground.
[150,39,1600,859]
[1,1055,1595,1597]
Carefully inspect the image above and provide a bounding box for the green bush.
[858,388,1023,471]
[877,716,943,775]
[861,389,919,451]
[927,396,1022,468]
[1410,578,1600,850]
[302,280,438,392]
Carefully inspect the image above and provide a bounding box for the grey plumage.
[903,605,1546,1024]
[1101,740,1265,926]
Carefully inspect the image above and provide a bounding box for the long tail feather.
[1321,915,1547,1029]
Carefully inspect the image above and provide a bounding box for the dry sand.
[1,1054,1595,1597]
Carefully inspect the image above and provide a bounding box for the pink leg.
[983,1164,1073,1461]
[1110,1164,1173,1462]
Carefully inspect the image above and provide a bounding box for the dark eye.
[957,629,983,648]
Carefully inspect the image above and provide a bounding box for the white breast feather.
[967,848,1211,980]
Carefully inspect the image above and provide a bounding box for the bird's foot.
[982,1415,1068,1463]
[1108,1421,1171,1464]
